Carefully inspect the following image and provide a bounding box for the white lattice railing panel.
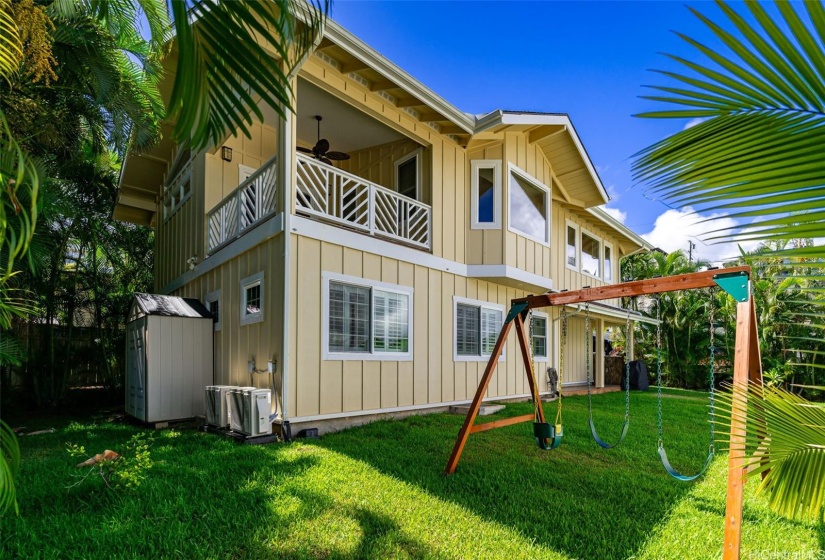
[295,153,431,250]
[207,155,277,254]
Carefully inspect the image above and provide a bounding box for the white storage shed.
[126,293,214,423]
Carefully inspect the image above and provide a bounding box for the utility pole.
[688,240,696,265]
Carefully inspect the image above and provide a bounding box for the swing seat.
[534,422,563,450]
[658,444,714,482]
[589,417,629,449]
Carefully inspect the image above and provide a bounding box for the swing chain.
[656,296,663,449]
[558,308,566,424]
[624,308,631,423]
[708,291,716,453]
[585,303,591,399]
[527,309,540,419]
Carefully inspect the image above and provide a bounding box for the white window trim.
[565,220,580,272]
[506,163,551,247]
[205,289,222,332]
[453,296,506,362]
[530,311,549,363]
[322,272,414,361]
[470,159,501,230]
[393,149,422,200]
[580,227,602,280]
[238,163,256,185]
[240,271,264,326]
[603,241,615,283]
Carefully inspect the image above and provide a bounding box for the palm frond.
[715,382,825,522]
[167,0,329,151]
[0,419,20,516]
[0,0,22,81]
[633,2,825,250]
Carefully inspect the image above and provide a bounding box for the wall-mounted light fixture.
[221,146,233,162]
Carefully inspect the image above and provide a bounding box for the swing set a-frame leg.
[444,303,542,475]
[722,296,763,560]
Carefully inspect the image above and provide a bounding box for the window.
[323,273,413,360]
[240,272,264,326]
[531,313,549,361]
[471,160,501,229]
[508,165,549,244]
[566,222,579,270]
[454,297,505,361]
[604,242,614,282]
[581,230,601,278]
[206,290,221,332]
[394,150,421,201]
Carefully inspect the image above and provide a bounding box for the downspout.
[279,23,326,441]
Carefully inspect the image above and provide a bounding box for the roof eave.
[324,19,475,134]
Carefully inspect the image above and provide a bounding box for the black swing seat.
[589,417,629,449]
[534,422,563,450]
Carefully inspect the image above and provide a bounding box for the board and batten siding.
[286,236,558,420]
[154,119,279,291]
[154,154,205,290]
[203,120,278,214]
[298,58,466,264]
[172,234,286,395]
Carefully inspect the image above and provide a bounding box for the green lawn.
[2,390,822,559]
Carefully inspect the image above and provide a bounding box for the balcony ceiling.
[297,79,406,153]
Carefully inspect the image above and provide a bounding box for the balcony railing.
[207,155,277,254]
[295,153,431,250]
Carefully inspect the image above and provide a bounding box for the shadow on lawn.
[314,396,711,560]
[3,419,441,559]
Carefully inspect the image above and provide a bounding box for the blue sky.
[329,0,756,264]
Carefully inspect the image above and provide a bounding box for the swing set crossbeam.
[443,265,762,560]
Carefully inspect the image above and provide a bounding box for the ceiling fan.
[297,115,351,164]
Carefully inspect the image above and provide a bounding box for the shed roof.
[130,293,212,321]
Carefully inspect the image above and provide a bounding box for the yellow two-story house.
[115,18,651,434]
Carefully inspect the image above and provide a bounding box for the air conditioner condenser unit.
[205,385,236,428]
[227,387,272,437]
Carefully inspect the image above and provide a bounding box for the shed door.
[126,319,147,420]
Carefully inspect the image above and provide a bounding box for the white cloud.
[683,117,706,130]
[602,206,627,224]
[641,206,760,265]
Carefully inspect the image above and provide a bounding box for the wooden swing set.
[444,265,763,560]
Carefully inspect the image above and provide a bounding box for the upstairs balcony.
[207,155,278,254]
[205,152,432,255]
[295,153,431,251]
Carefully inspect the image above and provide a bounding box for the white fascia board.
[324,19,475,134]
[474,111,609,205]
[587,207,653,252]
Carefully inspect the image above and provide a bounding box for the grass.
[2,389,823,559]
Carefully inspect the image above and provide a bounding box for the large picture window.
[323,273,413,360]
[454,297,505,361]
[508,167,549,244]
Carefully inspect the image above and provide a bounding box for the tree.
[0,0,329,517]
[634,0,825,522]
